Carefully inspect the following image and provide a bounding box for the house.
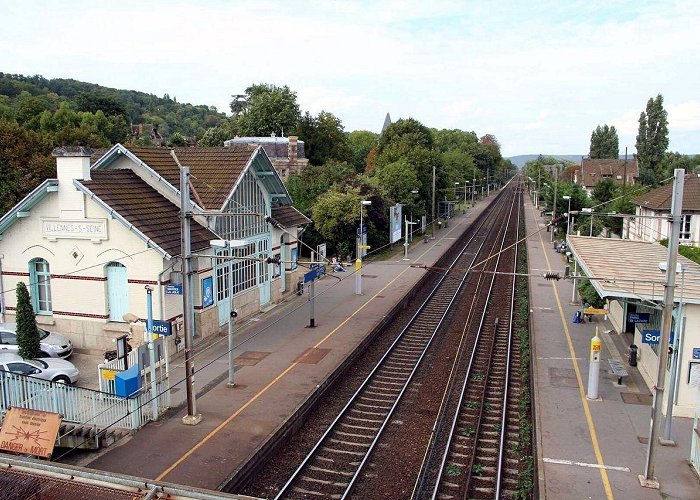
[0,144,310,352]
[224,134,308,181]
[567,235,700,418]
[625,173,700,245]
[574,158,639,196]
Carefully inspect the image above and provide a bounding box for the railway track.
[274,183,521,499]
[416,181,523,499]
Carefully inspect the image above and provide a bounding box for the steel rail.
[494,182,522,497]
[428,187,519,499]
[274,189,511,500]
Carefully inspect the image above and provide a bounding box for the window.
[29,258,52,314]
[680,214,692,240]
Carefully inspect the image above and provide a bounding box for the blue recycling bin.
[115,363,141,397]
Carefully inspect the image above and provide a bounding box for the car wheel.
[52,376,70,384]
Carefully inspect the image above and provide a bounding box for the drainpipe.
[0,256,5,322]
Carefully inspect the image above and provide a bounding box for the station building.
[567,235,700,417]
[0,144,309,352]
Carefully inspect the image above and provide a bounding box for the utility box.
[115,363,141,397]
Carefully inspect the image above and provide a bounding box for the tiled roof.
[579,158,638,188]
[568,235,700,304]
[270,205,311,228]
[79,170,217,256]
[634,174,700,211]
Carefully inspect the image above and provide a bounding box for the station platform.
[525,195,699,499]
[76,200,494,492]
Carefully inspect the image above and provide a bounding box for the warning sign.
[0,407,62,458]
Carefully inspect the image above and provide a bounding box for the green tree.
[287,161,356,215]
[311,187,363,256]
[199,125,232,146]
[660,151,700,178]
[16,282,41,359]
[372,159,419,205]
[589,124,619,159]
[347,130,377,172]
[591,177,618,205]
[236,83,300,137]
[295,111,352,166]
[636,94,669,185]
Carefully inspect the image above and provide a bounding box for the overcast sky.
[3,0,698,157]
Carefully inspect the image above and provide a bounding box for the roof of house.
[578,158,638,188]
[567,235,700,304]
[633,174,700,211]
[270,205,311,228]
[224,136,306,160]
[78,170,217,257]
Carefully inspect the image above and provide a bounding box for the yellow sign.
[591,343,602,352]
[0,407,62,458]
[359,245,371,249]
[355,259,362,271]
[584,307,607,316]
[101,369,117,381]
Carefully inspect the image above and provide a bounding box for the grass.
[446,464,462,476]
[472,463,484,476]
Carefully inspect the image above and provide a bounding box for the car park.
[0,353,79,384]
[0,322,73,358]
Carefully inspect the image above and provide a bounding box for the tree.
[229,94,247,115]
[636,94,669,185]
[372,159,419,205]
[295,111,352,166]
[347,130,377,172]
[589,124,619,159]
[16,282,41,359]
[591,177,618,205]
[236,83,300,137]
[199,125,232,147]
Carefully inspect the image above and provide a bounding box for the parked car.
[0,322,73,358]
[0,353,79,384]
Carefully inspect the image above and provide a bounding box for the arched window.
[29,258,52,314]
[106,262,128,322]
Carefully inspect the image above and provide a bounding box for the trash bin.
[628,344,638,367]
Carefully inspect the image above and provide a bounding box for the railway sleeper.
[338,422,380,433]
[297,475,349,489]
[319,446,366,457]
[291,485,342,498]
[349,408,386,417]
[346,414,385,424]
[307,465,354,477]
[328,437,370,448]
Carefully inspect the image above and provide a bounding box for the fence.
[0,371,169,430]
[97,337,166,394]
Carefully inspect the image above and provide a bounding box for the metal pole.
[590,213,594,237]
[662,266,686,443]
[309,279,315,327]
[355,202,363,295]
[641,168,685,488]
[180,166,201,425]
[145,287,158,420]
[571,259,578,304]
[537,169,541,209]
[567,198,571,235]
[431,165,436,239]
[227,308,236,387]
[404,218,409,259]
[551,166,559,242]
[471,170,475,207]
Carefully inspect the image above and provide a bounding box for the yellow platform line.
[155,241,445,481]
[531,203,614,500]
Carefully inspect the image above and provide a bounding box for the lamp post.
[356,200,371,295]
[562,195,572,235]
[210,239,249,387]
[550,166,560,242]
[431,165,436,239]
[410,189,419,241]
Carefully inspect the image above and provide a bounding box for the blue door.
[106,262,128,322]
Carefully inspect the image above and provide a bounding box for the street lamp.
[410,189,419,242]
[356,200,372,295]
[562,195,572,235]
[210,239,249,387]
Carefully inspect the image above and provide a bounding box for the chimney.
[288,136,298,163]
[52,146,92,219]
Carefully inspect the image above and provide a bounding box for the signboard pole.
[309,279,316,328]
[146,286,159,420]
[228,308,237,387]
[587,328,602,400]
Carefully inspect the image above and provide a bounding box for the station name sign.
[42,218,108,240]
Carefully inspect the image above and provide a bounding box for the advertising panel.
[390,204,403,243]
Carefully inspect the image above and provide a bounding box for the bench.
[608,359,628,385]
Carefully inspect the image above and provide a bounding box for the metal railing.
[1,371,168,430]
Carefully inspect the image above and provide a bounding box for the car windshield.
[25,359,48,369]
[38,328,50,340]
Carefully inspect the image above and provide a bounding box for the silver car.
[0,353,80,384]
[0,322,73,358]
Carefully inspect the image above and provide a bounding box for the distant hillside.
[0,72,226,139]
[508,154,584,169]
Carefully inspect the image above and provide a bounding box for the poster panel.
[0,407,62,458]
[390,204,403,243]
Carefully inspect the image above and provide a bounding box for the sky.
[2,0,699,157]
